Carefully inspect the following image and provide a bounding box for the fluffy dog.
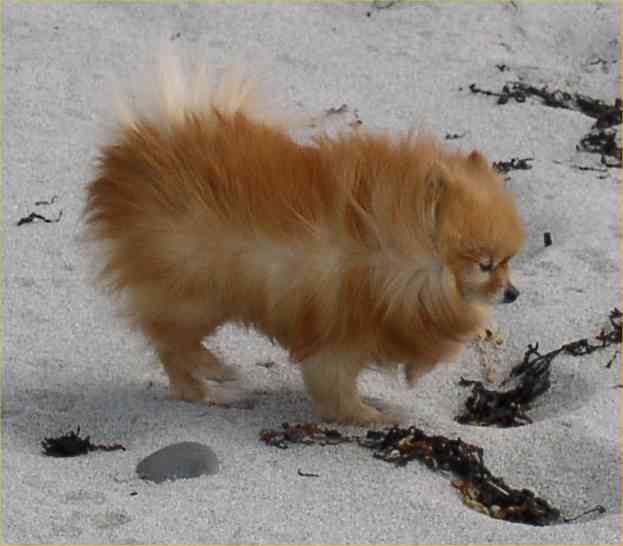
[85,49,526,425]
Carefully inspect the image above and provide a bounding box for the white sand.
[4,2,621,543]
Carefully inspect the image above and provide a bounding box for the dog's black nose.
[503,284,520,303]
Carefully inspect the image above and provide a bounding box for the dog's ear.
[468,149,489,170]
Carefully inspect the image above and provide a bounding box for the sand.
[4,1,621,543]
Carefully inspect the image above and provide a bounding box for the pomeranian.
[85,48,526,425]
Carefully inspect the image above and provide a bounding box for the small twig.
[35,195,58,206]
[297,469,320,478]
[570,164,609,173]
[562,505,606,523]
[372,0,399,9]
[605,351,618,368]
[325,104,348,116]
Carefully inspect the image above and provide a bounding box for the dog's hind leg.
[142,318,237,402]
[301,351,399,425]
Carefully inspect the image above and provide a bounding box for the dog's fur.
[85,49,526,425]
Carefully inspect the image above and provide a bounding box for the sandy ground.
[4,2,621,543]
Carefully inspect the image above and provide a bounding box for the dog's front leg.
[301,351,399,425]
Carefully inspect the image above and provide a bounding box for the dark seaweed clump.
[260,422,352,449]
[42,427,126,457]
[457,308,621,427]
[493,157,533,174]
[359,426,564,526]
[468,81,621,167]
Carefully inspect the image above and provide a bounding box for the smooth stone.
[136,442,219,483]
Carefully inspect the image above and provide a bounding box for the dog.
[85,48,526,425]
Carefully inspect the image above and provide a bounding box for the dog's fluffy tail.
[109,42,285,135]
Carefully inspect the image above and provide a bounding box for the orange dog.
[86,50,525,424]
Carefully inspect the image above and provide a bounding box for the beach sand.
[4,2,621,543]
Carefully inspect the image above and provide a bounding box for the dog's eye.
[479,262,494,272]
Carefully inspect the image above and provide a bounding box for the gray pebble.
[136,442,219,483]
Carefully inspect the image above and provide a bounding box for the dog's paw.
[316,401,400,426]
[355,406,401,426]
[169,377,209,402]
[201,363,239,383]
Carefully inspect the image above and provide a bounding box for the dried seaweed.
[42,427,126,457]
[261,423,563,525]
[544,232,552,247]
[259,422,352,449]
[467,83,499,100]
[17,210,63,226]
[456,377,537,427]
[259,315,618,525]
[359,426,561,525]
[469,82,621,126]
[468,81,621,167]
[551,307,621,359]
[261,423,606,525]
[457,342,555,427]
[597,308,622,345]
[493,157,533,174]
[577,127,621,167]
[458,309,622,427]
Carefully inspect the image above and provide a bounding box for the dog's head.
[427,150,526,305]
